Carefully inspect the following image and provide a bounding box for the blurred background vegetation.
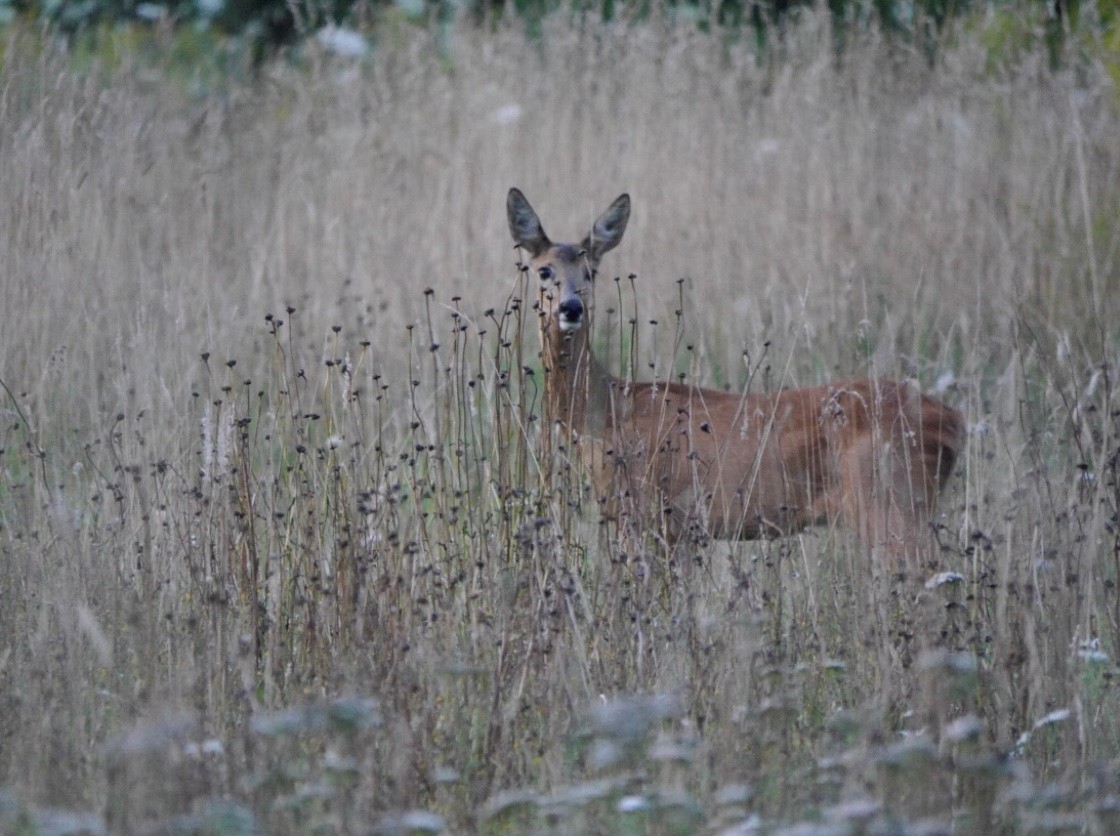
[3,0,1120,68]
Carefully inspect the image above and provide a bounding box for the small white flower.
[1077,637,1108,663]
[925,571,965,590]
[491,104,523,126]
[934,371,956,394]
[754,138,781,159]
[316,26,369,58]
[618,795,650,813]
[201,738,225,756]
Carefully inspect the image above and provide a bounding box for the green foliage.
[7,0,1116,61]
[1104,0,1120,102]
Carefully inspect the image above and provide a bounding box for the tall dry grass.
[1,11,1119,833]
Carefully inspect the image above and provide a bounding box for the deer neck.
[540,318,615,439]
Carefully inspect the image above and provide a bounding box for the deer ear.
[507,188,551,256]
[582,193,630,261]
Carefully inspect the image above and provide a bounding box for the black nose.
[558,298,583,322]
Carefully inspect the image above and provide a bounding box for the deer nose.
[557,297,584,323]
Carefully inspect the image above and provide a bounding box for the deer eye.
[537,266,554,282]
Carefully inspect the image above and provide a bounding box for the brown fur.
[508,188,964,562]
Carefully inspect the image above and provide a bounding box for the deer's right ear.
[507,188,551,256]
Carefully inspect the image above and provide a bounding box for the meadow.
[2,10,1120,833]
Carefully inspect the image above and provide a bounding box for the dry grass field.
[2,11,1120,833]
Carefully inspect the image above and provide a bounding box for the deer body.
[509,188,964,561]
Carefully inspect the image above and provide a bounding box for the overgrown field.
[2,12,1120,834]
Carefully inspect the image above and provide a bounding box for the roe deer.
[507,188,964,564]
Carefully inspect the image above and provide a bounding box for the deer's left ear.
[582,193,630,262]
[507,188,551,256]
